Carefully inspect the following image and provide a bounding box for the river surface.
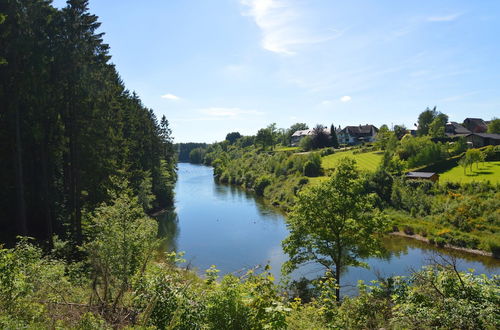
[158,163,499,294]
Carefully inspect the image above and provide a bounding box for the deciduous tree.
[282,158,386,301]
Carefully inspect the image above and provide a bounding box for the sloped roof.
[464,118,488,131]
[405,172,437,179]
[446,122,470,134]
[291,127,330,137]
[473,133,500,140]
[341,125,378,135]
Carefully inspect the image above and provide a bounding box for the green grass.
[322,150,383,172]
[275,146,300,152]
[440,161,500,184]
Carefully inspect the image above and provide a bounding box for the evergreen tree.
[330,124,339,148]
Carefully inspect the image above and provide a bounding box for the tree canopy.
[0,0,176,246]
[282,158,386,301]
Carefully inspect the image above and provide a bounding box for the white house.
[337,125,378,145]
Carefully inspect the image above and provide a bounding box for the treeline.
[0,0,176,246]
[175,142,208,162]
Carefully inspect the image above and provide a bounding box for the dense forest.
[0,0,176,247]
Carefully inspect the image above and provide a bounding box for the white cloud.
[427,13,462,22]
[199,107,264,118]
[340,95,351,102]
[240,0,341,55]
[161,93,180,100]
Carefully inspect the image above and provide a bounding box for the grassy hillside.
[440,161,500,184]
[322,149,383,172]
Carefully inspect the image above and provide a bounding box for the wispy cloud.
[240,0,341,55]
[161,93,181,100]
[340,95,352,102]
[199,107,264,118]
[427,13,462,22]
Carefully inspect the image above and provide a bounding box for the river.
[157,163,499,294]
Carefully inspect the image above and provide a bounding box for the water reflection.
[157,208,179,253]
[161,163,499,288]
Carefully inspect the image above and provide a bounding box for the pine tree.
[330,124,339,148]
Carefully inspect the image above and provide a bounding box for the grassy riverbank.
[202,143,500,258]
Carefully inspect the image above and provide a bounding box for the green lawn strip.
[439,161,500,184]
[275,146,300,152]
[322,150,383,172]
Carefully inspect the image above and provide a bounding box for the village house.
[445,122,471,137]
[464,133,500,147]
[463,118,488,133]
[291,127,331,146]
[337,124,378,145]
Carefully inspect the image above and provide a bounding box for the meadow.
[322,149,383,172]
[440,160,500,184]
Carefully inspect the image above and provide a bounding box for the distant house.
[291,127,330,146]
[445,122,471,137]
[338,125,378,145]
[464,133,500,148]
[463,118,488,133]
[405,172,439,182]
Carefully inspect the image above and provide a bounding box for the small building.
[445,122,471,137]
[291,127,331,146]
[464,133,500,148]
[405,171,439,182]
[463,118,488,133]
[338,125,378,145]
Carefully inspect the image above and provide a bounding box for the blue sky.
[53,0,500,142]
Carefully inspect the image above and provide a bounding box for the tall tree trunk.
[335,263,341,303]
[14,105,27,236]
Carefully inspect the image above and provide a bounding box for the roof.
[405,172,437,178]
[291,127,330,137]
[291,129,314,137]
[341,125,378,135]
[446,122,470,134]
[472,133,500,140]
[463,118,488,130]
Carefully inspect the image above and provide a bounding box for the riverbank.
[389,231,493,258]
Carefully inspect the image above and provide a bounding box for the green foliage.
[330,124,339,148]
[283,158,386,301]
[256,127,275,150]
[299,135,313,151]
[225,131,242,144]
[0,0,176,244]
[487,117,500,133]
[84,185,159,311]
[255,175,272,196]
[189,147,206,164]
[417,106,438,136]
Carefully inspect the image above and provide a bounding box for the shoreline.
[389,231,494,258]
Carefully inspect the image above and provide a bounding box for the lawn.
[322,149,383,172]
[439,161,500,184]
[275,146,300,152]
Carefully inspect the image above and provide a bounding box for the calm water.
[158,163,499,293]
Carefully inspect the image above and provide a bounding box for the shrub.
[403,226,414,235]
[303,161,321,177]
[254,176,272,196]
[299,136,313,151]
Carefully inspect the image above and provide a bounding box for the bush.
[403,226,415,235]
[254,176,272,196]
[303,161,321,177]
[320,148,335,156]
[299,136,313,151]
